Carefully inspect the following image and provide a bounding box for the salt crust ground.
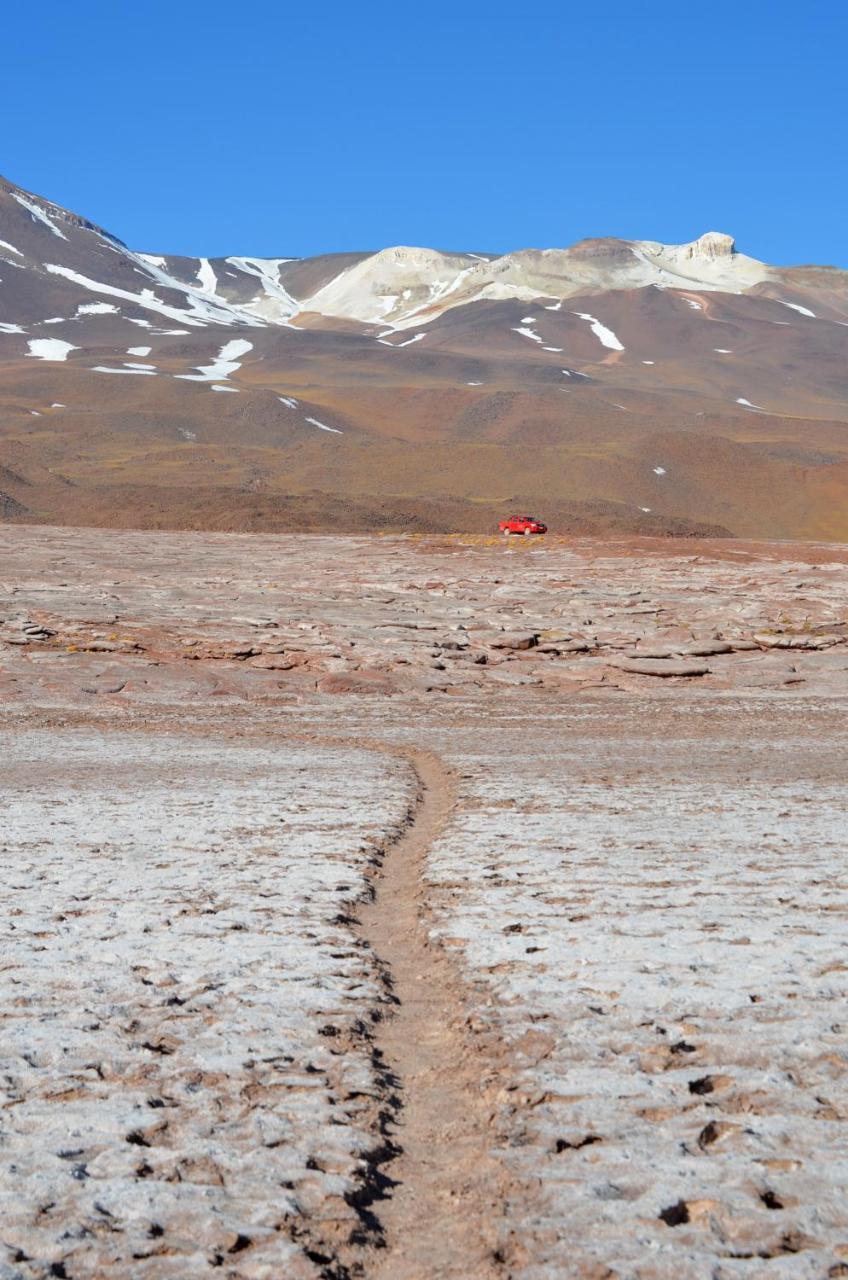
[420,712,848,1278]
[1,730,410,1278]
[2,528,847,1279]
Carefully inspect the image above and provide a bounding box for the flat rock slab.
[679,641,734,656]
[614,658,710,676]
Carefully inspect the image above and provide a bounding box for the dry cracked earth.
[2,526,847,1280]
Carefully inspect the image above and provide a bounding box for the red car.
[499,514,547,536]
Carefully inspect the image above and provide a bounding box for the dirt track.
[355,749,516,1279]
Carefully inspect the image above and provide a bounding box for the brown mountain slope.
[2,173,847,537]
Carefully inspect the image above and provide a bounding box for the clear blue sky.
[2,0,846,265]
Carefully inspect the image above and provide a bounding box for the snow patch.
[127,346,152,357]
[175,338,253,383]
[26,338,77,362]
[0,322,26,334]
[12,193,68,240]
[278,396,299,409]
[512,326,543,344]
[779,300,816,318]
[77,302,118,316]
[736,397,765,411]
[573,312,624,351]
[306,417,342,434]
[92,365,157,376]
[0,238,22,256]
[642,360,655,364]
[211,384,239,392]
[652,466,667,476]
[225,257,299,324]
[196,258,218,296]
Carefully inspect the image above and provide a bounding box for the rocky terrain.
[2,174,848,538]
[2,527,847,1278]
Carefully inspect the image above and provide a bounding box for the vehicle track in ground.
[344,746,519,1280]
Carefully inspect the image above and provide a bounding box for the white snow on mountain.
[27,338,77,361]
[45,263,246,329]
[573,312,624,351]
[196,258,218,295]
[224,257,299,324]
[3,178,845,369]
[175,338,253,382]
[306,417,342,434]
[12,193,68,240]
[779,299,816,318]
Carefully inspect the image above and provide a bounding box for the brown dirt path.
[352,748,518,1280]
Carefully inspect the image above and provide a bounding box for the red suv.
[499,514,547,536]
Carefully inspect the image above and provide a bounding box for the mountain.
[2,173,848,538]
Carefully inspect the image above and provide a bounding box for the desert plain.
[2,525,847,1280]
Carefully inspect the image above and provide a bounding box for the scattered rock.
[484,632,539,651]
[80,678,127,695]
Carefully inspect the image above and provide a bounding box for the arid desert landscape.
[3,525,847,1279]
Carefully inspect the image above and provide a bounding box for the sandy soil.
[2,527,847,1279]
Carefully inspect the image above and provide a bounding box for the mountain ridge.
[2,173,848,539]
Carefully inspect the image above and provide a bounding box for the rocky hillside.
[2,173,848,537]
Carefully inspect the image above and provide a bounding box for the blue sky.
[2,1,846,264]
